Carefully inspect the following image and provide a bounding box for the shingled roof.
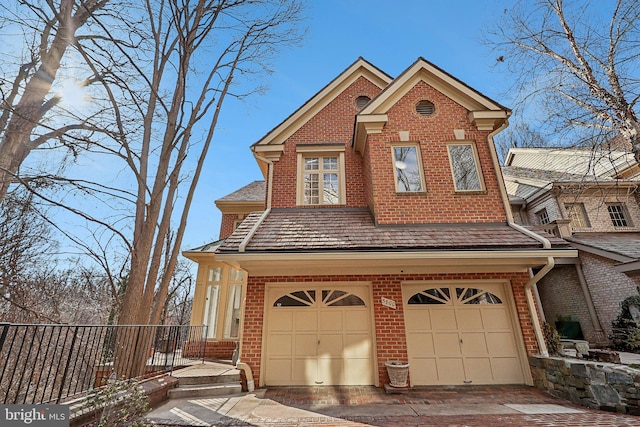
[215,180,266,203]
[216,208,570,253]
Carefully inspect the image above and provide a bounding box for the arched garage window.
[274,290,365,307]
[408,287,502,305]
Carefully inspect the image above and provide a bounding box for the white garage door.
[264,285,374,386]
[403,283,525,385]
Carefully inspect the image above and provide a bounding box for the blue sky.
[184,0,512,250]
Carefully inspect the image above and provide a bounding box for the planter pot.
[385,360,409,387]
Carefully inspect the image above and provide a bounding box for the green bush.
[610,287,640,352]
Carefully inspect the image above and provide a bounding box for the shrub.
[83,377,152,427]
[543,322,562,356]
[610,287,640,352]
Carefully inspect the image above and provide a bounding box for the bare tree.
[0,0,110,202]
[0,190,113,323]
[63,0,305,377]
[489,0,640,163]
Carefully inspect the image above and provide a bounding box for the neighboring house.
[503,147,640,346]
[186,57,576,389]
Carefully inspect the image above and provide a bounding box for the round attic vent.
[416,100,435,116]
[355,95,371,109]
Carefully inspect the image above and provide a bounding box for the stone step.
[175,372,241,386]
[168,382,242,399]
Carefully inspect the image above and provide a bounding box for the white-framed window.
[296,145,346,206]
[203,267,222,339]
[202,266,245,340]
[391,143,426,192]
[537,208,550,225]
[607,203,630,227]
[447,142,484,192]
[564,203,590,228]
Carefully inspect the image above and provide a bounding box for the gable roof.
[215,180,265,203]
[252,57,392,149]
[353,57,510,153]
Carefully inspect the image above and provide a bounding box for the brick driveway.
[149,385,640,426]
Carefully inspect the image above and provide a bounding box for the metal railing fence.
[0,323,206,404]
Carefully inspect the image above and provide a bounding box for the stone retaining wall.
[530,355,640,415]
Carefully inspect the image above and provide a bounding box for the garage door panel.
[407,332,434,355]
[457,309,483,330]
[404,283,525,386]
[433,333,462,356]
[464,358,493,383]
[295,334,318,356]
[295,311,317,331]
[437,358,465,383]
[266,286,374,386]
[408,358,437,384]
[269,335,293,356]
[460,332,488,356]
[404,310,431,330]
[318,358,343,385]
[269,312,293,331]
[344,333,372,358]
[431,309,457,330]
[486,332,517,356]
[319,334,343,356]
[481,308,510,329]
[266,359,292,384]
[293,358,317,384]
[345,310,370,331]
[492,358,524,382]
[319,310,343,331]
[344,358,374,384]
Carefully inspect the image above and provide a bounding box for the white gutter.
[239,154,273,253]
[488,119,555,356]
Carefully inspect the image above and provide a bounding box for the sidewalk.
[147,385,640,426]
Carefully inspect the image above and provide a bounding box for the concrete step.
[176,372,241,386]
[168,382,242,399]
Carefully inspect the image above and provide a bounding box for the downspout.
[487,119,552,356]
[234,153,274,392]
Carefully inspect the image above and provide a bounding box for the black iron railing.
[0,323,207,404]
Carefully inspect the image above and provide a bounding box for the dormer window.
[391,143,426,192]
[296,144,346,206]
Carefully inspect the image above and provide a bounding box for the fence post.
[0,323,10,354]
[56,326,79,404]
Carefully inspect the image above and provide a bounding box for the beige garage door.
[264,285,374,386]
[403,283,525,385]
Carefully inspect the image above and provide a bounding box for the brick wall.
[537,265,605,344]
[241,271,536,387]
[556,192,640,232]
[269,76,383,209]
[580,251,639,338]
[364,81,507,224]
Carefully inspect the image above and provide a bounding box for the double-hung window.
[297,145,346,205]
[391,143,425,192]
[607,203,630,227]
[447,142,484,192]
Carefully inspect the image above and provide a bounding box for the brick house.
[185,58,575,388]
[503,147,640,346]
